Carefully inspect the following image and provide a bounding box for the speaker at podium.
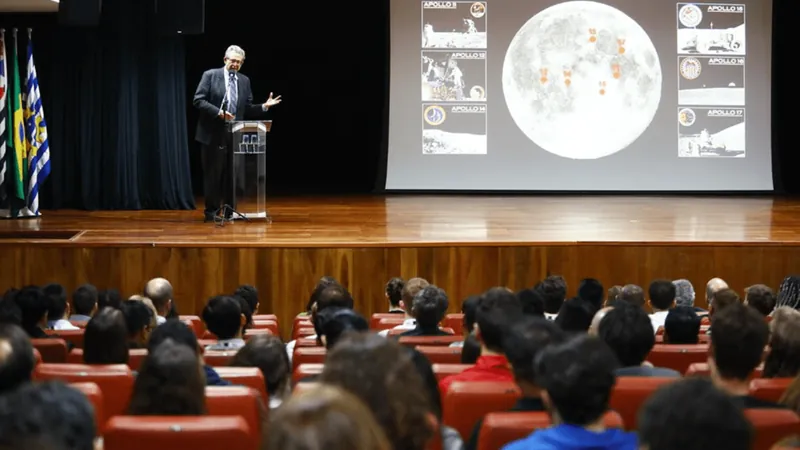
[228,120,271,221]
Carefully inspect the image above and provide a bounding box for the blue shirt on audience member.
[502,423,637,450]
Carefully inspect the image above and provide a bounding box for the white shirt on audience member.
[286,335,317,365]
[205,338,245,352]
[649,310,669,334]
[378,318,416,337]
[49,319,80,331]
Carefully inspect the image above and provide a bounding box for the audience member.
[202,295,247,351]
[299,275,339,317]
[762,307,800,378]
[143,277,173,324]
[647,280,675,333]
[554,297,597,334]
[386,277,406,313]
[0,381,96,450]
[638,377,753,450]
[516,288,545,317]
[450,295,479,348]
[97,288,122,311]
[598,301,680,377]
[439,287,523,394]
[0,323,35,394]
[321,333,435,450]
[672,279,701,311]
[589,306,613,336]
[379,277,430,336]
[705,277,728,314]
[709,302,784,408]
[147,319,230,386]
[461,335,481,364]
[229,334,291,409]
[408,349,464,450]
[535,275,567,320]
[287,283,354,360]
[744,284,775,316]
[83,307,129,365]
[234,295,254,331]
[42,283,79,330]
[14,286,52,339]
[69,284,98,322]
[314,307,369,349]
[577,278,604,310]
[776,275,800,311]
[234,284,260,315]
[502,335,637,450]
[128,338,207,415]
[120,299,154,348]
[267,384,391,450]
[663,306,701,344]
[399,286,451,337]
[0,295,22,326]
[606,286,622,306]
[465,317,566,450]
[618,284,645,308]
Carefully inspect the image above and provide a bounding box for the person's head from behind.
[71,284,98,317]
[14,286,49,332]
[638,377,753,450]
[411,286,449,331]
[305,276,340,314]
[314,307,369,349]
[762,309,800,378]
[120,299,154,348]
[607,285,622,306]
[128,338,206,415]
[706,277,728,307]
[314,285,354,314]
[709,302,769,386]
[42,283,69,322]
[0,296,22,326]
[619,284,645,307]
[589,306,614,336]
[673,279,696,308]
[233,284,259,315]
[147,319,200,356]
[503,317,566,396]
[777,275,800,310]
[535,275,567,315]
[97,289,122,311]
[402,278,430,315]
[143,277,173,317]
[407,348,445,420]
[233,295,253,330]
[201,295,245,340]
[320,333,434,450]
[744,284,775,316]
[461,295,480,336]
[516,288,545,317]
[664,306,701,344]
[597,301,655,367]
[83,307,129,365]
[554,297,597,334]
[648,279,676,312]
[385,277,406,310]
[709,288,740,317]
[229,334,291,403]
[0,381,96,450]
[577,278,604,309]
[475,287,524,353]
[534,334,619,426]
[268,384,391,450]
[0,323,35,394]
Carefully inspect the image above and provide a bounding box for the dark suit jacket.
[192,67,266,145]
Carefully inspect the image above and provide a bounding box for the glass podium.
[228,120,272,221]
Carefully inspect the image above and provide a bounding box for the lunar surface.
[424,32,487,49]
[678,87,744,106]
[502,1,662,159]
[678,123,745,157]
[423,129,487,154]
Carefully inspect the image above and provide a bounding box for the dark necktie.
[227,72,238,116]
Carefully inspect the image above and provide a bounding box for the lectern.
[227,120,272,221]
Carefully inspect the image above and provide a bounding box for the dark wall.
[183,1,389,195]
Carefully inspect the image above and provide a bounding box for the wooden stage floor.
[1,195,799,329]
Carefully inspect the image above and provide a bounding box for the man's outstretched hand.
[263,92,282,108]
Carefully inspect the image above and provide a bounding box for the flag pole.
[27,28,31,40]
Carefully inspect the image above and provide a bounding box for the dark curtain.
[40,0,194,210]
[770,0,789,194]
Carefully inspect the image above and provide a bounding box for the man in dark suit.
[193,45,281,221]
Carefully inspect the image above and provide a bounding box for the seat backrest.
[293,363,324,384]
[295,337,319,347]
[389,328,455,337]
[203,350,238,367]
[179,315,204,337]
[370,313,405,329]
[69,382,105,434]
[213,367,267,401]
[443,314,464,336]
[743,409,800,450]
[251,319,279,335]
[431,364,473,381]
[398,335,463,347]
[253,314,278,321]
[34,363,134,418]
[686,362,763,378]
[293,327,316,340]
[375,317,406,331]
[292,347,326,371]
[416,346,463,365]
[646,344,709,373]
[477,410,624,450]
[442,381,521,440]
[45,329,84,348]
[749,378,793,403]
[244,328,273,339]
[206,386,264,449]
[31,338,68,363]
[103,416,254,450]
[65,348,148,371]
[609,377,679,430]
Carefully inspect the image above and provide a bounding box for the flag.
[24,31,49,215]
[0,31,7,203]
[7,29,25,202]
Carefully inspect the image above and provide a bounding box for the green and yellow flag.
[7,29,25,201]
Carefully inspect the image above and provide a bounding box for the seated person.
[709,302,788,408]
[744,284,775,317]
[202,295,246,351]
[439,287,523,394]
[647,280,676,333]
[450,295,480,348]
[229,334,292,409]
[762,307,800,378]
[148,319,230,386]
[14,286,72,350]
[516,288,545,317]
[409,348,464,450]
[399,285,452,337]
[286,282,354,362]
[502,335,638,450]
[233,284,260,316]
[43,283,79,330]
[554,297,597,334]
[68,284,98,322]
[0,323,36,394]
[597,301,680,377]
[378,277,430,336]
[465,316,566,450]
[461,334,481,364]
[663,306,701,344]
[315,307,369,350]
[385,277,406,313]
[83,307,129,365]
[536,275,567,321]
[120,299,154,348]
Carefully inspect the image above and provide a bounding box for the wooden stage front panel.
[1,195,799,336]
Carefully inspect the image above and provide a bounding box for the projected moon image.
[502,1,662,159]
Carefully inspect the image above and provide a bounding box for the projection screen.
[385,0,773,191]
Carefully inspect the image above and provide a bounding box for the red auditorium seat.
[397,335,462,347]
[293,326,316,340]
[293,363,324,384]
[370,313,405,329]
[69,382,105,434]
[744,409,800,450]
[431,363,472,381]
[477,410,624,450]
[46,329,84,348]
[203,351,237,367]
[748,378,794,403]
[250,319,279,335]
[205,386,263,448]
[179,315,203,337]
[609,376,678,430]
[646,344,709,373]
[443,314,464,336]
[292,346,326,371]
[389,327,454,337]
[375,317,406,331]
[442,381,521,441]
[294,337,319,347]
[31,338,68,363]
[416,346,463,364]
[67,348,148,371]
[34,363,134,418]
[103,416,254,450]
[213,367,267,401]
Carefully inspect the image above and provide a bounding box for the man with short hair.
[502,335,638,449]
[535,275,567,321]
[144,277,173,325]
[69,284,98,322]
[234,284,259,315]
[744,284,774,316]
[287,284,355,361]
[663,306,701,344]
[647,280,676,333]
[618,284,645,308]
[399,285,451,337]
[193,45,282,221]
[202,295,247,351]
[706,277,728,310]
[0,323,35,394]
[378,277,430,337]
[148,319,230,386]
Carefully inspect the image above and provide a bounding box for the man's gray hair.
[673,279,695,308]
[225,45,245,60]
